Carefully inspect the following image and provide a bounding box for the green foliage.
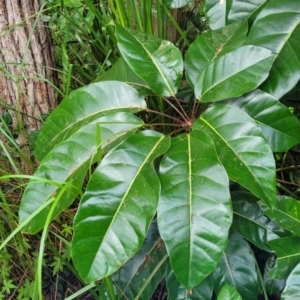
[17,0,300,298]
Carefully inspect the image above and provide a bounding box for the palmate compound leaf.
[185,21,248,88]
[117,220,169,300]
[246,0,300,99]
[222,89,300,152]
[166,265,213,300]
[19,113,144,234]
[157,131,232,289]
[115,25,183,97]
[211,231,258,300]
[193,104,276,208]
[72,130,171,282]
[35,81,147,161]
[204,0,268,30]
[194,45,275,102]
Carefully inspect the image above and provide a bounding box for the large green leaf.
[193,105,276,208]
[264,255,286,296]
[281,263,300,299]
[157,131,232,289]
[211,231,258,300]
[267,236,300,279]
[35,81,146,161]
[185,21,248,88]
[115,25,183,97]
[231,191,284,252]
[194,45,275,102]
[95,58,153,96]
[166,265,213,300]
[165,0,191,9]
[117,220,169,300]
[204,0,268,30]
[260,196,300,236]
[19,113,143,234]
[217,284,242,300]
[72,130,170,282]
[222,89,300,152]
[246,0,300,98]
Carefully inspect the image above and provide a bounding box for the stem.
[191,98,200,120]
[162,97,190,123]
[167,96,191,121]
[276,178,300,186]
[146,108,185,124]
[169,127,187,136]
[105,276,115,300]
[276,165,300,171]
[148,122,182,127]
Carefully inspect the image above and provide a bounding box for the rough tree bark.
[0,0,57,141]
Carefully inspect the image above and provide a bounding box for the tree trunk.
[0,0,57,139]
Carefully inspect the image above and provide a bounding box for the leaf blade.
[204,0,268,30]
[35,81,146,161]
[118,220,169,300]
[194,46,275,102]
[116,26,183,97]
[246,0,300,98]
[232,191,283,252]
[260,196,300,236]
[217,284,242,300]
[166,265,213,300]
[281,263,300,299]
[158,131,232,289]
[211,231,258,300]
[72,130,171,282]
[185,21,248,88]
[20,113,144,234]
[267,237,300,279]
[193,105,276,208]
[221,89,300,152]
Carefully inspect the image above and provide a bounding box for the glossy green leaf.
[211,231,258,300]
[19,113,143,234]
[165,0,191,9]
[194,45,275,102]
[281,263,300,299]
[267,236,300,279]
[264,255,286,296]
[246,0,300,98]
[116,25,183,97]
[185,21,248,88]
[35,81,146,161]
[204,0,268,30]
[158,131,232,289]
[223,89,300,152]
[217,284,242,300]
[166,265,213,300]
[232,191,283,252]
[193,105,276,208]
[260,196,300,236]
[95,57,153,96]
[118,220,169,300]
[72,130,171,282]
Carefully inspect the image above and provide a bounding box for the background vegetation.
[1,0,300,299]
